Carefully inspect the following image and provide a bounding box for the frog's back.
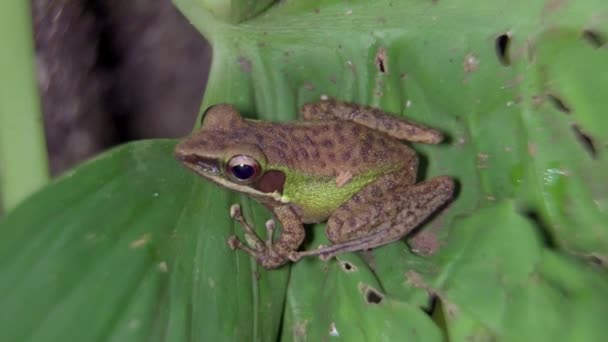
[246,119,416,177]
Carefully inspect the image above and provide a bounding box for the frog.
[175,99,454,269]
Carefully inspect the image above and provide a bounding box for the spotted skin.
[175,100,454,269]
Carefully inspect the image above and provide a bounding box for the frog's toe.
[227,235,242,250]
[229,204,242,218]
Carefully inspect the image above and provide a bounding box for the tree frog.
[175,99,454,269]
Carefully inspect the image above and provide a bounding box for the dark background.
[33,0,211,175]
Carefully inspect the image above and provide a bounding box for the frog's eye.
[226,155,260,183]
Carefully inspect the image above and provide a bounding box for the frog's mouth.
[177,154,221,176]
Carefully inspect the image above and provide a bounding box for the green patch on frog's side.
[274,165,388,220]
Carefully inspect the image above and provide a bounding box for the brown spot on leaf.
[463,52,479,73]
[237,56,252,73]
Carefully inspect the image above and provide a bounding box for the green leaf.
[2,0,608,341]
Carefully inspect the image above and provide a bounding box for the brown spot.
[359,146,369,162]
[332,217,344,227]
[463,52,479,73]
[254,170,286,194]
[275,140,288,149]
[299,149,310,160]
[312,149,320,159]
[341,150,351,162]
[327,152,336,161]
[229,119,241,130]
[351,125,362,136]
[378,138,389,148]
[382,120,394,131]
[254,133,265,143]
[364,133,374,145]
[275,148,289,161]
[276,130,288,139]
[321,139,334,148]
[303,134,315,146]
[371,186,383,198]
[237,56,252,73]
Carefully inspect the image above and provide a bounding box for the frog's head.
[174,104,286,203]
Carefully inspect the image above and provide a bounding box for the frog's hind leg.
[293,173,454,261]
[300,99,443,144]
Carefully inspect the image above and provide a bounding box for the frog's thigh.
[327,174,454,244]
[300,99,443,144]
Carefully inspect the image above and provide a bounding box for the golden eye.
[226,155,260,183]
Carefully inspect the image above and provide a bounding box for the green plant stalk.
[0,0,49,213]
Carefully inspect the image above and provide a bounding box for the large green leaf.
[1,0,607,341]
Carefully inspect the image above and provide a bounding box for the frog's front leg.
[300,99,443,144]
[228,204,305,269]
[293,173,454,261]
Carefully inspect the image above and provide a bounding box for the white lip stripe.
[203,173,283,202]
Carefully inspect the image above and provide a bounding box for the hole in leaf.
[582,29,606,48]
[546,94,571,114]
[495,33,512,65]
[525,211,556,249]
[571,124,597,159]
[588,254,606,267]
[375,48,387,74]
[425,293,439,315]
[365,288,384,304]
[339,260,358,272]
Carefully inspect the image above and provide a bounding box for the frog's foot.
[227,204,288,269]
